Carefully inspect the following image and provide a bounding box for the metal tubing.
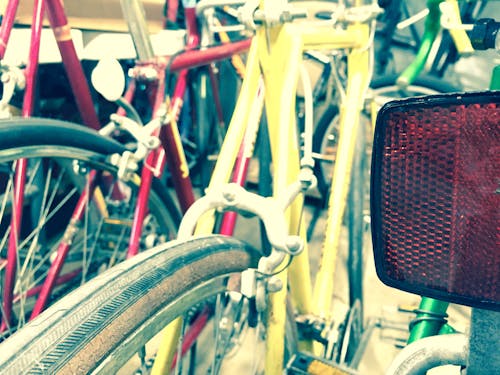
[312,23,370,319]
[196,0,246,16]
[408,297,449,343]
[1,0,44,331]
[159,70,196,214]
[0,0,20,58]
[258,21,302,374]
[194,37,261,235]
[30,172,98,319]
[219,79,264,235]
[159,39,251,73]
[397,0,442,87]
[184,7,200,46]
[386,333,468,375]
[0,160,27,332]
[45,0,100,129]
[22,0,45,117]
[127,150,157,258]
[120,0,154,61]
[208,65,225,128]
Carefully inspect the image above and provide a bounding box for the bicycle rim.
[0,142,178,339]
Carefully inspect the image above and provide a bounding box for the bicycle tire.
[0,235,261,374]
[0,117,180,338]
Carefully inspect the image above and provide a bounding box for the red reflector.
[371,91,500,311]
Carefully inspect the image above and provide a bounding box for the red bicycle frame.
[0,0,250,330]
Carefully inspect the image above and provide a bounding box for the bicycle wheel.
[0,118,180,339]
[0,235,272,374]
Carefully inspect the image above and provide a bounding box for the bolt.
[109,154,120,166]
[146,137,160,149]
[222,184,240,203]
[286,236,303,255]
[267,277,283,293]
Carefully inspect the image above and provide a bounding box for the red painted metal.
[45,0,100,130]
[166,0,179,25]
[117,78,137,118]
[127,152,156,257]
[0,0,20,59]
[30,172,97,319]
[22,0,45,117]
[13,268,82,303]
[1,0,45,332]
[159,70,196,214]
[0,160,27,332]
[158,39,251,73]
[171,306,211,369]
[208,64,225,128]
[219,143,251,235]
[127,71,170,257]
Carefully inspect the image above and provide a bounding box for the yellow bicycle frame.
[153,1,373,373]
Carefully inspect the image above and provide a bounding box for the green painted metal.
[408,297,449,344]
[397,0,443,86]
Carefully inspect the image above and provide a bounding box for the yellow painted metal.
[445,0,473,54]
[194,36,262,235]
[287,204,312,316]
[288,208,315,353]
[92,187,109,218]
[299,25,365,50]
[214,17,247,78]
[151,36,264,375]
[312,24,371,318]
[258,21,303,374]
[150,317,183,375]
[153,1,376,372]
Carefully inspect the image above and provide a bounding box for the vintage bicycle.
[0,0,249,338]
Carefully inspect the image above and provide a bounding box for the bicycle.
[307,0,478,204]
[0,0,490,372]
[0,0,249,338]
[306,2,468,343]
[0,0,385,373]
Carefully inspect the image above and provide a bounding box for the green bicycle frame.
[397,0,473,87]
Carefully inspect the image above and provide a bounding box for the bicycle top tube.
[240,0,382,51]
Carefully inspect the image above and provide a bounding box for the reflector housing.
[371,91,499,311]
